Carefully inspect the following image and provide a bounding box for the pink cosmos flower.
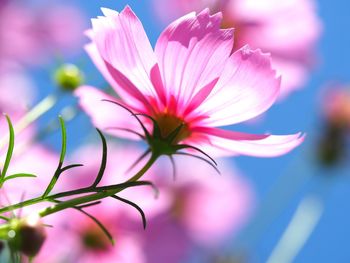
[152,0,322,98]
[316,85,350,166]
[76,6,303,159]
[0,63,36,114]
[0,2,86,65]
[322,86,350,128]
[34,206,146,263]
[0,62,37,156]
[137,156,254,263]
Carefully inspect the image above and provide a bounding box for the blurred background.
[0,0,350,262]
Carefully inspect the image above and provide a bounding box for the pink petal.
[90,6,165,110]
[167,155,254,246]
[154,9,234,113]
[143,215,192,263]
[152,0,223,24]
[272,57,308,99]
[230,0,321,57]
[183,175,252,245]
[84,42,145,111]
[195,46,281,127]
[74,86,143,140]
[183,77,219,116]
[192,127,305,157]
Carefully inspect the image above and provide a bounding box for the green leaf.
[112,195,147,229]
[97,181,159,198]
[76,201,101,209]
[3,173,37,182]
[125,149,151,174]
[42,116,67,197]
[60,164,83,173]
[166,123,184,143]
[175,144,218,166]
[0,115,15,183]
[0,215,10,221]
[168,155,177,180]
[175,152,221,174]
[58,116,67,165]
[50,199,114,245]
[91,129,107,187]
[134,113,161,138]
[74,207,115,246]
[102,99,151,140]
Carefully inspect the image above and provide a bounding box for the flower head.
[34,208,145,263]
[8,215,46,258]
[322,87,350,128]
[316,85,350,166]
[76,6,303,161]
[54,63,85,92]
[145,156,254,244]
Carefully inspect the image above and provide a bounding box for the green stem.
[0,155,158,216]
[266,195,324,263]
[15,94,58,133]
[126,154,158,182]
[0,197,43,215]
[39,154,158,217]
[39,189,119,217]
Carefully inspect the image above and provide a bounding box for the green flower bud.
[54,63,84,91]
[317,124,346,167]
[8,215,46,257]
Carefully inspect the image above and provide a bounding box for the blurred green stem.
[266,195,324,263]
[15,94,58,134]
[235,160,313,251]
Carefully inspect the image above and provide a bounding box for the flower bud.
[323,88,350,129]
[316,124,346,166]
[54,63,84,91]
[8,215,46,257]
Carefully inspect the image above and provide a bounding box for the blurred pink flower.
[0,145,59,218]
[322,86,350,128]
[34,207,146,263]
[0,63,36,113]
[316,84,350,166]
[0,65,58,216]
[0,2,86,65]
[76,6,303,158]
[0,62,37,155]
[152,0,322,98]
[137,156,254,263]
